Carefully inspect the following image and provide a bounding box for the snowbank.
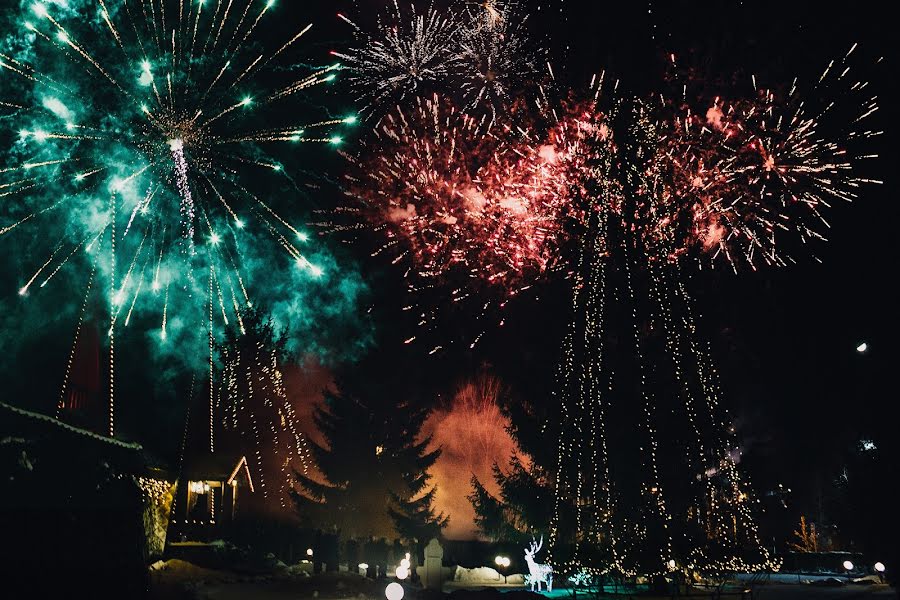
[454,566,503,583]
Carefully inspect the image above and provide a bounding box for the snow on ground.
[454,566,504,583]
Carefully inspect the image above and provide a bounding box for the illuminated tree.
[788,516,818,553]
[217,307,310,516]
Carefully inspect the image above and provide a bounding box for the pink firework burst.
[645,48,882,270]
[340,94,574,345]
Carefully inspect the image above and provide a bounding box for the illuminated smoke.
[423,373,526,539]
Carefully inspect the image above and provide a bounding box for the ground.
[148,564,896,600]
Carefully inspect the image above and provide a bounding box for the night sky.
[1,0,894,541]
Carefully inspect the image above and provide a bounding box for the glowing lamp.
[667,559,677,570]
[358,563,369,570]
[385,582,404,600]
[395,566,409,580]
[875,562,885,573]
[400,558,410,569]
[306,548,314,557]
[843,560,854,571]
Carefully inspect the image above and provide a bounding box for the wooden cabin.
[170,452,255,540]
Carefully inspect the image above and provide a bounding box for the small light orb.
[843,560,854,571]
[856,342,868,353]
[874,562,885,573]
[306,548,314,557]
[395,565,409,580]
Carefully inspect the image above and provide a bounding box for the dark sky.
[297,0,897,525]
[2,0,894,535]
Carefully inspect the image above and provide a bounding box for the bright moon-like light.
[843,560,854,571]
[856,342,867,353]
[385,582,404,600]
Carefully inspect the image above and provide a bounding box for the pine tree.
[293,384,447,542]
[469,455,554,542]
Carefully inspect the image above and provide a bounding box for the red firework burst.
[345,94,574,296]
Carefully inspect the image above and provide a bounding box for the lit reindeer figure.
[523,536,553,592]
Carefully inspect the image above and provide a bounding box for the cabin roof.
[183,452,252,488]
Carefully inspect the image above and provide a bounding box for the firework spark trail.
[334,93,575,346]
[169,138,196,257]
[2,0,359,380]
[333,1,466,114]
[336,0,541,121]
[457,1,541,125]
[336,26,880,349]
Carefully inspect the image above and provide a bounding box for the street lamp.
[495,555,511,583]
[843,560,854,580]
[875,562,886,583]
[385,582,404,600]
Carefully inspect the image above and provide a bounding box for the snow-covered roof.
[0,401,142,450]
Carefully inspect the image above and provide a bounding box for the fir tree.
[293,383,447,541]
[469,455,554,542]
